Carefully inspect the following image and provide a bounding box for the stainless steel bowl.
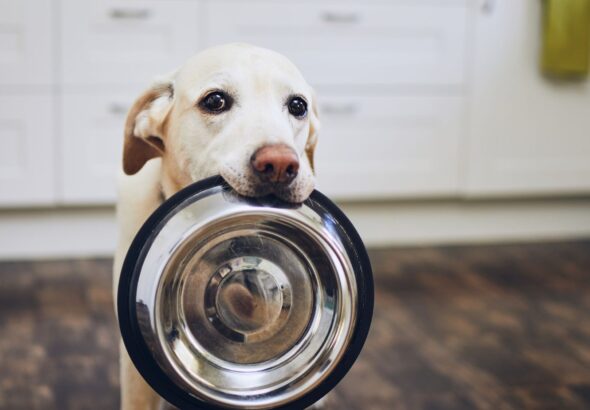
[118,176,373,410]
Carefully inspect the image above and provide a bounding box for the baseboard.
[0,207,117,261]
[340,197,590,247]
[1,198,590,260]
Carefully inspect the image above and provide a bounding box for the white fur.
[114,44,322,410]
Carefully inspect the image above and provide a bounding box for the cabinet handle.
[320,11,361,24]
[109,8,151,20]
[109,103,129,116]
[481,0,496,14]
[322,103,358,115]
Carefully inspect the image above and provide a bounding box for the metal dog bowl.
[118,175,373,409]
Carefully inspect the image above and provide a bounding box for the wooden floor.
[1,241,590,409]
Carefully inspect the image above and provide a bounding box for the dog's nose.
[251,144,299,184]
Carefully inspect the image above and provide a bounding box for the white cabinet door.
[60,0,200,86]
[0,95,56,206]
[314,94,464,199]
[0,0,54,86]
[466,0,590,196]
[204,1,468,87]
[61,93,134,204]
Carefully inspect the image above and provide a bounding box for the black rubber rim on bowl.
[117,175,374,410]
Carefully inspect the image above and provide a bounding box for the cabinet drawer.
[204,1,467,86]
[0,95,56,206]
[0,0,54,86]
[61,93,134,204]
[314,94,463,198]
[60,0,200,86]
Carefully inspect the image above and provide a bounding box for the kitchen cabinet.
[0,95,56,206]
[58,0,202,204]
[204,1,468,87]
[60,0,201,86]
[315,94,463,198]
[60,93,135,204]
[466,0,590,195]
[0,0,54,86]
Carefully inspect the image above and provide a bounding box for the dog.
[113,43,321,410]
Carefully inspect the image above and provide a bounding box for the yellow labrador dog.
[113,43,321,410]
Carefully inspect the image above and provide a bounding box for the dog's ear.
[122,73,176,175]
[305,89,320,173]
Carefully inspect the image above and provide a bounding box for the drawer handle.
[109,8,151,20]
[481,0,496,13]
[109,103,129,115]
[322,103,358,115]
[320,11,360,24]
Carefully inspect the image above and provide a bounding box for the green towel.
[541,0,590,77]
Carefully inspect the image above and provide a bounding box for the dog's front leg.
[120,341,160,410]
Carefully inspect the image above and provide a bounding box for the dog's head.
[122,43,320,203]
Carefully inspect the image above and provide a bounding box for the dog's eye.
[200,91,231,113]
[287,97,307,118]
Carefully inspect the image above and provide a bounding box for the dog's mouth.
[220,167,314,204]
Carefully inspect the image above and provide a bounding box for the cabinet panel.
[467,0,590,195]
[0,0,53,86]
[0,95,56,206]
[60,0,200,86]
[204,1,468,87]
[314,94,463,198]
[61,93,134,204]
